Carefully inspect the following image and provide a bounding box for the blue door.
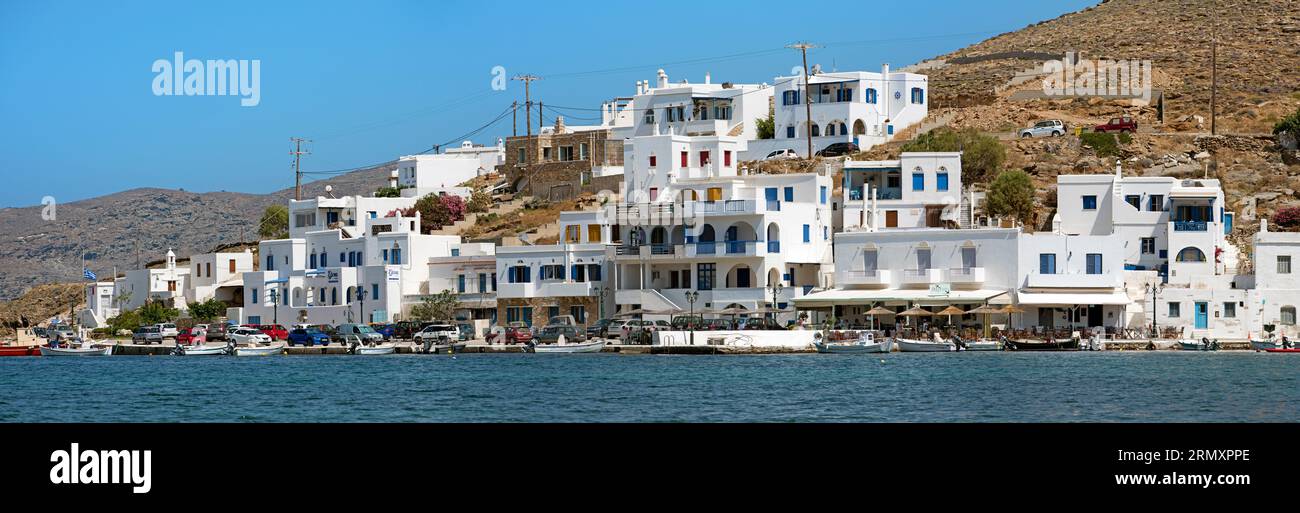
[1194,302,1208,330]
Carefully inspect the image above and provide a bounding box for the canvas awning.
[1015,291,1131,306]
[792,289,1008,308]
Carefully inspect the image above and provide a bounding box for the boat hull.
[963,340,1003,351]
[178,344,227,356]
[1264,348,1300,353]
[894,338,956,352]
[0,346,42,356]
[527,340,606,353]
[354,344,397,355]
[40,345,112,356]
[234,344,286,356]
[1250,339,1284,351]
[1178,339,1219,351]
[815,339,893,354]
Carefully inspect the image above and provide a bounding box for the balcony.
[1173,221,1208,232]
[766,200,781,211]
[498,280,598,299]
[836,269,891,287]
[767,241,780,253]
[947,267,985,284]
[1026,272,1118,289]
[900,268,942,285]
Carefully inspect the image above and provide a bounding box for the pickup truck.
[1093,116,1137,133]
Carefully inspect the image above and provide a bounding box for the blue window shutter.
[786,126,795,138]
[765,187,778,201]
[937,173,948,191]
[803,224,810,243]
[820,186,827,204]
[372,284,378,299]
[784,187,794,202]
[912,173,924,191]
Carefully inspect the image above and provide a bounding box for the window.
[1039,253,1057,274]
[1082,195,1098,210]
[680,151,688,167]
[786,126,796,138]
[666,107,675,122]
[783,90,800,105]
[1086,253,1103,274]
[649,188,659,202]
[1169,302,1180,318]
[961,247,977,269]
[700,151,710,165]
[820,186,827,204]
[540,264,565,281]
[1177,247,1206,262]
[588,224,602,243]
[265,255,274,272]
[1283,306,1297,325]
[457,275,466,293]
[724,150,732,167]
[1223,302,1236,318]
[559,146,574,161]
[803,224,810,243]
[579,143,589,160]
[697,263,716,291]
[570,305,586,324]
[912,172,924,191]
[1141,237,1156,255]
[547,306,560,320]
[643,110,654,124]
[251,288,259,304]
[917,248,932,270]
[648,155,656,167]
[910,87,924,104]
[372,284,379,300]
[1125,195,1141,209]
[1148,195,1164,211]
[865,88,877,104]
[310,253,317,269]
[784,187,794,202]
[823,226,828,240]
[810,124,820,137]
[1280,255,1292,274]
[936,171,949,192]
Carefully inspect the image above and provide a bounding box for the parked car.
[229,327,272,345]
[132,326,163,345]
[153,323,179,339]
[253,324,288,341]
[332,323,384,345]
[48,325,75,342]
[205,323,229,341]
[390,320,427,340]
[814,142,859,157]
[604,319,639,341]
[287,327,331,346]
[175,328,206,345]
[1093,116,1137,133]
[586,318,614,339]
[546,315,578,327]
[412,323,459,344]
[455,322,475,341]
[536,325,586,345]
[763,148,799,160]
[1018,119,1066,138]
[670,315,706,330]
[504,322,533,344]
[737,317,787,330]
[704,318,735,331]
[371,324,396,340]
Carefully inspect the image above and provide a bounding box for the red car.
[176,328,206,346]
[504,322,533,344]
[253,324,288,341]
[1094,116,1137,133]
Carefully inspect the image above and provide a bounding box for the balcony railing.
[650,243,674,255]
[767,241,780,253]
[1173,220,1208,232]
[696,241,717,255]
[766,200,781,211]
[726,240,756,254]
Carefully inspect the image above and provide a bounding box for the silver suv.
[1019,119,1066,138]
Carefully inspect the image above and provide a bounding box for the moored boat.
[233,343,286,357]
[960,338,1003,351]
[814,332,893,354]
[1264,348,1300,353]
[40,344,113,356]
[526,339,606,353]
[173,344,228,356]
[894,336,956,352]
[351,343,397,355]
[0,345,42,356]
[1178,338,1220,351]
[1250,338,1287,351]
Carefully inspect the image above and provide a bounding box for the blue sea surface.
[1,352,1297,422]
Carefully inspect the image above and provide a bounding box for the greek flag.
[83,268,97,281]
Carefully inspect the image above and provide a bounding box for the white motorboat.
[233,343,286,357]
[173,344,228,356]
[525,335,605,354]
[894,335,957,352]
[352,344,397,355]
[814,332,893,353]
[40,344,112,356]
[961,339,1004,351]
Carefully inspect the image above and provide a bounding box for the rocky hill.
[0,164,394,300]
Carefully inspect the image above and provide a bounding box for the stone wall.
[497,295,602,327]
[503,125,623,198]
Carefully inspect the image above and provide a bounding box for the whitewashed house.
[186,250,254,307]
[496,211,613,327]
[78,281,118,328]
[427,242,498,324]
[746,64,928,159]
[113,249,190,311]
[841,152,969,231]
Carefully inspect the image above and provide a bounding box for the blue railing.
[726,241,755,254]
[1174,221,1208,232]
[650,243,673,255]
[768,241,780,253]
[696,241,717,255]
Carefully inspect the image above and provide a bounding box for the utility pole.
[512,100,518,136]
[787,42,818,159]
[1210,7,1217,136]
[290,137,311,201]
[513,74,540,170]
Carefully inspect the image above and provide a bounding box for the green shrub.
[1081,132,1122,157]
[1274,106,1300,136]
[985,170,1036,225]
[902,127,1005,184]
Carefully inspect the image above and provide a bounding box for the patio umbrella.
[865,305,895,331]
[968,304,1003,339]
[936,305,966,328]
[898,306,932,331]
[1000,304,1025,333]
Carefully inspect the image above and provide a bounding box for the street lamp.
[1147,282,1164,337]
[768,279,784,323]
[596,286,605,321]
[685,290,699,346]
[268,288,279,329]
[356,287,368,325]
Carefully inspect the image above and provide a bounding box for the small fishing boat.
[232,343,286,357]
[814,332,893,353]
[894,335,956,352]
[957,337,1003,351]
[1178,338,1220,351]
[1250,338,1286,351]
[1264,348,1300,353]
[40,344,113,356]
[351,343,397,355]
[418,339,467,354]
[172,344,228,356]
[525,335,605,353]
[1002,337,1079,351]
[0,345,42,356]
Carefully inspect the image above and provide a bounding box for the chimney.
[1262,218,1269,233]
[554,115,566,134]
[388,169,398,188]
[657,69,668,89]
[704,72,711,84]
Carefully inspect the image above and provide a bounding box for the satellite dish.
[810,64,822,75]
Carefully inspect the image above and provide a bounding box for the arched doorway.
[766,223,780,253]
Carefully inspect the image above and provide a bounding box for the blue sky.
[0,0,1095,208]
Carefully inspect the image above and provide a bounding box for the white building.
[442,139,505,174]
[186,250,254,306]
[394,152,483,200]
[1246,220,1299,339]
[496,210,613,327]
[746,64,929,159]
[78,281,118,328]
[113,249,190,311]
[427,242,498,323]
[841,152,968,231]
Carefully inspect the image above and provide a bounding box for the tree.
[106,308,142,334]
[467,188,492,214]
[901,127,1005,184]
[188,298,227,322]
[138,299,180,325]
[409,289,458,322]
[1275,206,1300,230]
[985,170,1036,226]
[258,205,289,240]
[1274,106,1300,136]
[374,186,403,198]
[413,193,468,233]
[755,111,775,140]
